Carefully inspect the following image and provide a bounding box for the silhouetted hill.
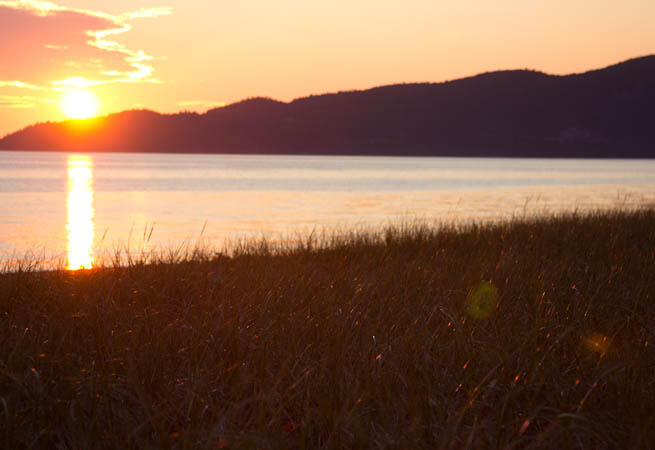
[1,55,654,157]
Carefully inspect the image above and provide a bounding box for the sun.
[61,90,100,120]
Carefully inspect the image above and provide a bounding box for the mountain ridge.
[1,55,654,157]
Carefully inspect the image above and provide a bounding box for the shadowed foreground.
[1,209,654,449]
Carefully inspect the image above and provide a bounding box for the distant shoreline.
[1,148,654,160]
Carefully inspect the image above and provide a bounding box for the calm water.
[2,151,655,268]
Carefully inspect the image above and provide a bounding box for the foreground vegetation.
[1,209,654,449]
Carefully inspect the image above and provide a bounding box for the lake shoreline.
[2,207,654,447]
[4,147,655,160]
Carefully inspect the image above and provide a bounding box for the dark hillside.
[1,55,653,157]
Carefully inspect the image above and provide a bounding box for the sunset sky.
[1,0,653,137]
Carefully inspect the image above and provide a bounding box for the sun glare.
[62,90,100,120]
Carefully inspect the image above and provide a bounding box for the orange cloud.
[0,94,51,108]
[0,80,44,90]
[0,1,170,108]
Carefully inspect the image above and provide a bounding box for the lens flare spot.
[584,333,610,356]
[466,281,498,319]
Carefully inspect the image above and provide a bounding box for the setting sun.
[61,90,100,120]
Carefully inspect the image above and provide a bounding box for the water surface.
[1,151,654,268]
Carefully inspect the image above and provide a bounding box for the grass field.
[1,208,654,449]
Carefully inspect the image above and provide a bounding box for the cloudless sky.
[0,0,653,136]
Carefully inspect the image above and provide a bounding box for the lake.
[1,150,654,269]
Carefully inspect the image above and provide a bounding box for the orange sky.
[1,0,654,137]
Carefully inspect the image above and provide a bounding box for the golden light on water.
[66,155,94,270]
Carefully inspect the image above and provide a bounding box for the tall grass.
[1,208,654,449]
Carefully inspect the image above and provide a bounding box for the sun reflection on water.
[66,155,94,270]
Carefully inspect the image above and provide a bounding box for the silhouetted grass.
[1,208,654,449]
